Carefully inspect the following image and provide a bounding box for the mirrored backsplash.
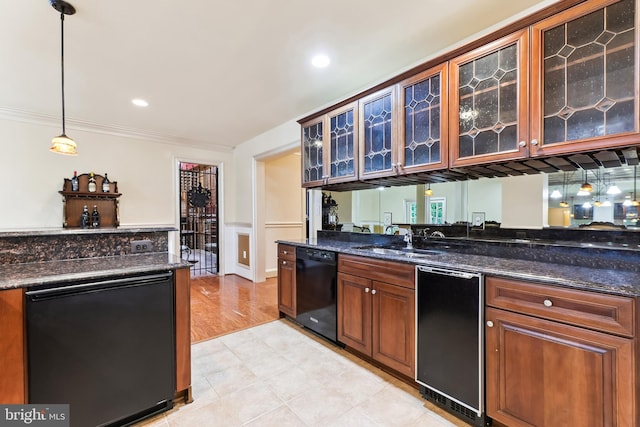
[316,165,640,236]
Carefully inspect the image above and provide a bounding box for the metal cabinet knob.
[487,321,494,328]
[283,250,288,255]
[518,141,526,147]
[282,260,287,265]
[364,287,370,293]
[543,299,553,307]
[531,139,539,146]
[371,289,377,295]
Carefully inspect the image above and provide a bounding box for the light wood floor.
[190,274,279,343]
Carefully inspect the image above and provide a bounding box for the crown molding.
[0,106,233,153]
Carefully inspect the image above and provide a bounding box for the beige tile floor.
[137,320,471,427]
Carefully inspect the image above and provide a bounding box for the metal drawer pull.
[486,321,494,328]
[364,287,370,293]
[543,299,553,307]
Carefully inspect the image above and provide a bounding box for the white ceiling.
[2,0,560,151]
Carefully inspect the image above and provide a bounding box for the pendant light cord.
[60,12,66,135]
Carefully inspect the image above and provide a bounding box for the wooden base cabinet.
[485,277,637,427]
[337,255,415,378]
[0,288,26,404]
[277,244,296,317]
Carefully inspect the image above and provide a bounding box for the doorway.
[179,162,219,276]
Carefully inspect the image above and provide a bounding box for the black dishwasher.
[295,247,338,343]
[26,272,175,427]
[416,266,490,427]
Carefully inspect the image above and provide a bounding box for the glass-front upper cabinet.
[301,116,325,187]
[359,87,397,179]
[301,102,358,188]
[449,29,530,168]
[397,63,449,174]
[327,103,359,184]
[530,0,638,156]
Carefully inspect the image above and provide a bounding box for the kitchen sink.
[352,245,444,257]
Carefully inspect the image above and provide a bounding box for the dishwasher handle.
[26,272,174,300]
[417,265,478,280]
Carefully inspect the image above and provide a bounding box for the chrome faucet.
[404,230,413,250]
[430,230,445,239]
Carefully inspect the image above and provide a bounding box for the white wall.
[501,173,548,229]
[0,117,234,268]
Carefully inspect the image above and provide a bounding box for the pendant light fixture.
[632,166,639,207]
[49,0,77,155]
[424,183,433,197]
[577,169,592,195]
[559,172,569,207]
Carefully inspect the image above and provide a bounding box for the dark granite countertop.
[278,238,640,297]
[0,252,190,290]
[0,226,177,238]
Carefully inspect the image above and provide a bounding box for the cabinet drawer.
[277,244,296,261]
[338,254,414,289]
[486,276,634,337]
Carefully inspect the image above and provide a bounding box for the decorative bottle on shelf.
[71,171,79,192]
[81,205,90,229]
[91,205,100,228]
[102,173,110,193]
[88,172,97,192]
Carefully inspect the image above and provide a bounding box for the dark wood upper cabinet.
[530,0,638,156]
[359,88,397,180]
[449,29,530,167]
[397,63,449,174]
[301,102,359,187]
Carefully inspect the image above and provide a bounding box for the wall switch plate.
[131,239,153,253]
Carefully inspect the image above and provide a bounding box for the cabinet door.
[530,0,638,157]
[398,63,449,174]
[0,288,25,404]
[486,307,635,427]
[371,280,415,378]
[359,87,398,179]
[449,29,530,167]
[301,117,327,187]
[277,257,296,317]
[337,272,371,355]
[327,102,359,184]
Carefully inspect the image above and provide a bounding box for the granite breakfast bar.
[0,227,192,426]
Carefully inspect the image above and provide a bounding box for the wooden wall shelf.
[59,173,121,228]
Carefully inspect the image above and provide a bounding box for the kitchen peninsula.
[0,227,192,427]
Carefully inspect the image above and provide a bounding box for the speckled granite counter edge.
[279,239,640,297]
[0,226,177,238]
[0,252,190,290]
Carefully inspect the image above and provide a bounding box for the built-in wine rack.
[59,173,121,228]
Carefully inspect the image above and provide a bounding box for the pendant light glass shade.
[50,134,77,155]
[49,0,77,155]
[424,184,433,197]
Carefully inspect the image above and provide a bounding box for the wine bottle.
[81,205,90,229]
[71,171,79,192]
[91,205,100,228]
[88,172,97,192]
[102,173,110,193]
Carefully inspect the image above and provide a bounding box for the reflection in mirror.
[317,165,640,234]
[547,166,639,230]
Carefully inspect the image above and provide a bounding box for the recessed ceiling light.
[311,54,330,68]
[132,98,149,107]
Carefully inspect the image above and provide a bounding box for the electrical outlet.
[131,239,153,254]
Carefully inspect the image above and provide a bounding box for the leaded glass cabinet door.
[359,88,398,179]
[301,117,326,188]
[449,30,530,167]
[398,63,448,173]
[327,102,358,184]
[530,0,638,156]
